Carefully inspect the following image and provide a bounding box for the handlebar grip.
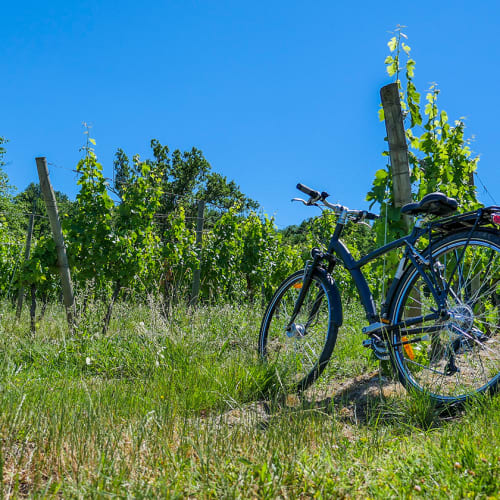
[296,183,321,199]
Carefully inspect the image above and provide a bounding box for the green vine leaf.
[386,64,396,77]
[369,28,481,257]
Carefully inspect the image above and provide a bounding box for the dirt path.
[217,371,406,429]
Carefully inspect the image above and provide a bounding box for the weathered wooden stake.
[380,82,412,229]
[16,200,36,319]
[190,200,205,306]
[30,283,37,335]
[381,84,421,318]
[36,157,75,328]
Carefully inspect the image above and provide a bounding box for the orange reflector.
[293,283,303,289]
[402,336,415,360]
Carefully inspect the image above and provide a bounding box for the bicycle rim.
[391,232,500,403]
[259,270,337,392]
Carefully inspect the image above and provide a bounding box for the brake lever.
[351,210,374,228]
[292,197,308,205]
[292,198,323,209]
[353,214,372,228]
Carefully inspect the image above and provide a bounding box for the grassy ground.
[0,300,499,498]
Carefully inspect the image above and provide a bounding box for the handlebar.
[294,183,379,222]
[296,183,319,198]
[361,211,379,221]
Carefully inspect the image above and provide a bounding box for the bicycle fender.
[316,268,343,327]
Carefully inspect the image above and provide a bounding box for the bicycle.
[258,183,500,406]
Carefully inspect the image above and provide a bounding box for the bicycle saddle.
[401,192,458,217]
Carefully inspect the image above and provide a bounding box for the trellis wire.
[474,171,498,205]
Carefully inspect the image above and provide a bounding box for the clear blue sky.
[2,1,499,227]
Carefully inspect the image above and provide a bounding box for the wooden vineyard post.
[15,200,36,319]
[36,157,76,328]
[380,82,412,229]
[190,200,205,306]
[381,84,421,318]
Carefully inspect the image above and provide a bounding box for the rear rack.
[429,206,500,234]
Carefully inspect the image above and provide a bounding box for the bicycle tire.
[259,268,342,393]
[389,229,500,405]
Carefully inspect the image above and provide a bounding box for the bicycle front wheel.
[258,268,341,393]
[390,229,500,405]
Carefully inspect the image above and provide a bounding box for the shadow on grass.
[248,371,465,432]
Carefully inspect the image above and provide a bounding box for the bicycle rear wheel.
[259,268,341,392]
[390,230,500,405]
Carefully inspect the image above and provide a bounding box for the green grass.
[0,300,499,498]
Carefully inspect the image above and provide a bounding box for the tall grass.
[0,300,499,497]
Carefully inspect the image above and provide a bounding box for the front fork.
[285,248,336,333]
